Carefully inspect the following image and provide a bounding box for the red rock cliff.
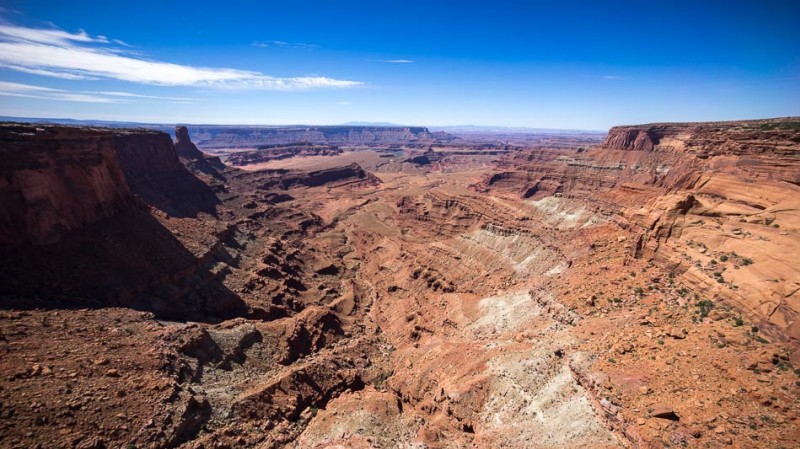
[0,124,137,246]
[0,124,220,246]
[481,117,800,349]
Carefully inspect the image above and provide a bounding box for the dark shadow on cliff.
[114,134,221,219]
[0,206,252,323]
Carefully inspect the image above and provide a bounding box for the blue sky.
[0,0,797,130]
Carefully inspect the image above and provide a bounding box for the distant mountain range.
[428,125,606,134]
[339,121,407,127]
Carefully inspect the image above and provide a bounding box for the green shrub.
[696,300,714,318]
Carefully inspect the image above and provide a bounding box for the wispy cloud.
[0,81,194,104]
[337,101,351,105]
[0,81,128,103]
[602,75,630,80]
[0,7,22,15]
[90,91,194,101]
[252,40,319,50]
[371,59,415,64]
[2,65,98,80]
[0,23,362,90]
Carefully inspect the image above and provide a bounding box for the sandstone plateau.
[0,119,799,449]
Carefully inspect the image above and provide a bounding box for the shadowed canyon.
[1,118,799,449]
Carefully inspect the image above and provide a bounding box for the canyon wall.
[0,124,221,249]
[481,117,800,348]
[0,124,137,246]
[0,124,240,320]
[114,129,220,217]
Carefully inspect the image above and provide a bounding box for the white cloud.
[0,81,128,103]
[0,81,192,104]
[3,64,98,80]
[602,75,630,80]
[0,23,362,90]
[0,80,59,92]
[91,91,194,101]
[252,40,319,50]
[0,24,109,45]
[338,101,351,105]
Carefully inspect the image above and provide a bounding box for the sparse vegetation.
[696,300,714,319]
[756,121,800,131]
[776,361,793,372]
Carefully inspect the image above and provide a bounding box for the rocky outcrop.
[603,128,658,151]
[174,125,206,160]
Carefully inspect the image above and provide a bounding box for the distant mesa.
[184,125,446,149]
[226,142,343,167]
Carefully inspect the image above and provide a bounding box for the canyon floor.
[1,121,799,449]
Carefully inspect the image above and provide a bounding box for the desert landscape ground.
[0,118,798,449]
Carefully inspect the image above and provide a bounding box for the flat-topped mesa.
[226,143,342,167]
[260,163,381,190]
[0,124,139,246]
[601,117,800,157]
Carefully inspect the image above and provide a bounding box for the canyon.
[0,118,799,449]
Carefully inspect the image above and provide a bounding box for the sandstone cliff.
[114,128,220,217]
[480,117,800,349]
[0,123,241,321]
[0,124,137,246]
